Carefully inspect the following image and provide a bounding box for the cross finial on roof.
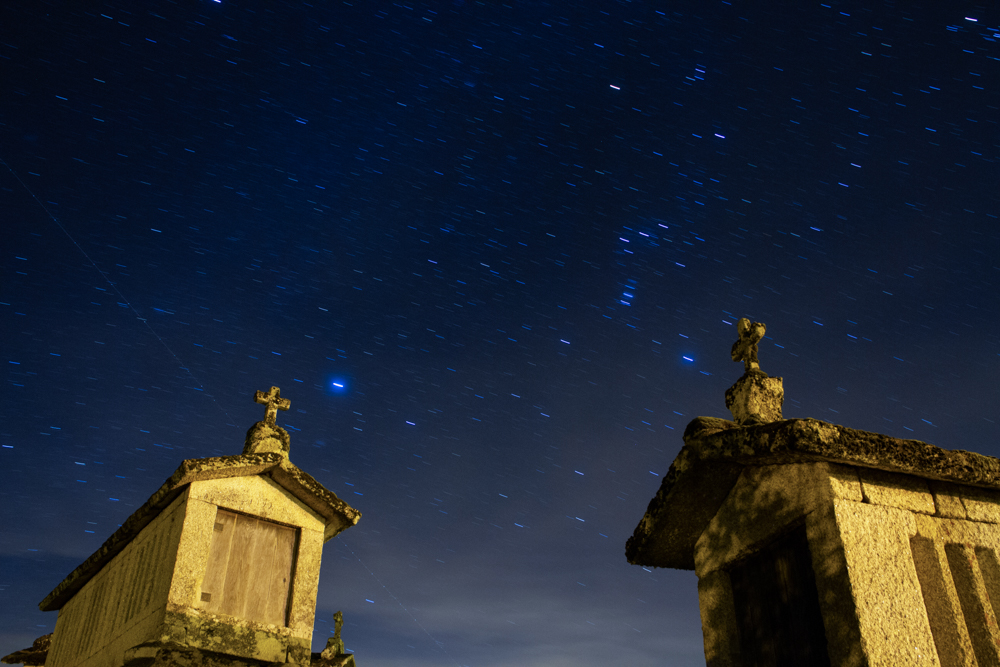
[731,317,767,373]
[254,386,290,426]
[725,318,783,424]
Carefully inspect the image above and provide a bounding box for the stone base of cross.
[725,370,784,425]
[243,386,292,458]
[242,421,291,458]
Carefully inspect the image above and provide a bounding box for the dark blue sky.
[2,1,998,665]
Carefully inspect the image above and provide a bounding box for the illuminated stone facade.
[37,387,360,667]
[627,416,1000,667]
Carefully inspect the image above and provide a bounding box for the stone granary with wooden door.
[33,387,361,667]
[627,318,1000,667]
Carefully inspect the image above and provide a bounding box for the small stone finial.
[255,386,290,426]
[243,386,292,458]
[731,317,767,372]
[725,318,784,425]
[318,611,356,666]
[329,611,344,653]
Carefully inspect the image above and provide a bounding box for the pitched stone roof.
[626,416,1000,571]
[40,452,360,612]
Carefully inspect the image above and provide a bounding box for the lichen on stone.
[243,422,291,458]
[626,416,1000,570]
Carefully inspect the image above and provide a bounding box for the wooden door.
[198,509,297,627]
[728,524,831,666]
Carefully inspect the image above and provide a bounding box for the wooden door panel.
[243,518,278,623]
[199,508,297,627]
[200,509,236,613]
[729,525,830,666]
[263,523,296,626]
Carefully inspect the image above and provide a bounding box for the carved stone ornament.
[243,386,292,458]
[726,318,784,425]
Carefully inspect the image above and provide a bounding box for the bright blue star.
[324,376,349,395]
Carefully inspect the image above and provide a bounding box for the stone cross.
[333,611,343,647]
[731,317,767,373]
[320,611,347,660]
[254,386,290,426]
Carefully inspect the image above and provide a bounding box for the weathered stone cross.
[731,317,767,373]
[254,386,290,426]
[725,317,783,424]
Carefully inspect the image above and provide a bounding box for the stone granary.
[627,319,1000,667]
[31,387,361,667]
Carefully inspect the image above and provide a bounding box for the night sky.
[2,1,999,665]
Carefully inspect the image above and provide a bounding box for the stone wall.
[46,493,188,667]
[694,461,1000,667]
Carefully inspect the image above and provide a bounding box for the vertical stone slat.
[286,527,322,634]
[945,543,1000,667]
[910,536,976,667]
[140,522,164,610]
[68,583,91,659]
[119,539,148,627]
[134,533,158,617]
[71,584,91,658]
[153,504,184,605]
[976,547,1000,626]
[79,574,108,657]
[100,542,126,649]
[75,578,96,657]
[144,526,166,607]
